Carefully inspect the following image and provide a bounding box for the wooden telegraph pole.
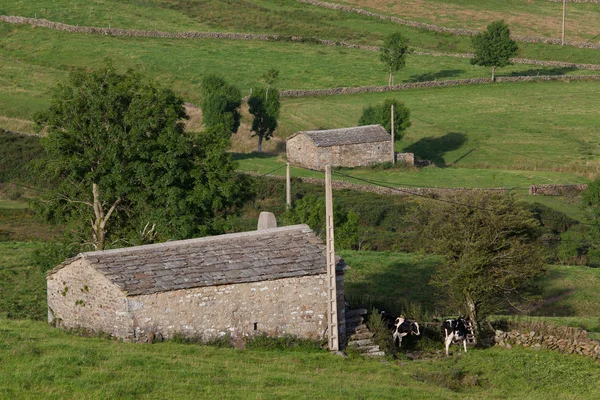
[391,104,395,164]
[325,165,339,351]
[562,0,566,45]
[286,162,291,209]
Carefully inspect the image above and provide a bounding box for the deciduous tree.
[34,65,248,250]
[470,20,519,81]
[421,192,544,332]
[248,86,280,153]
[358,99,411,142]
[380,32,409,86]
[200,74,242,136]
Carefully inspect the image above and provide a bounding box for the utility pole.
[562,0,566,45]
[391,104,395,164]
[325,165,339,351]
[286,162,291,209]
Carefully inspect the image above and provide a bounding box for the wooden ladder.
[465,320,477,346]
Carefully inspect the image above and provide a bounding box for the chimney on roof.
[257,212,277,230]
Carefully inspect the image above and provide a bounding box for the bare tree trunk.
[257,134,263,153]
[491,65,496,82]
[91,183,121,251]
[388,68,392,87]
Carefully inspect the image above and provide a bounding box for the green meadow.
[334,0,600,43]
[2,318,600,399]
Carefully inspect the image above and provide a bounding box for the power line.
[331,169,593,226]
[260,164,286,176]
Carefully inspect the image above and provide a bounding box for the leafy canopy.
[200,74,242,135]
[248,86,281,152]
[379,32,409,86]
[421,192,544,326]
[34,65,249,249]
[358,99,411,142]
[470,20,518,75]
[281,194,359,250]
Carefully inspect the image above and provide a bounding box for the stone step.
[356,345,380,353]
[345,316,364,327]
[363,351,385,357]
[348,338,374,347]
[345,308,368,319]
[347,323,368,332]
[350,331,374,341]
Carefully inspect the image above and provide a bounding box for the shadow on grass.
[403,132,467,167]
[406,69,465,83]
[230,152,279,161]
[507,66,577,77]
[344,254,439,316]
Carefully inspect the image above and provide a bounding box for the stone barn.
[286,124,393,171]
[47,224,347,343]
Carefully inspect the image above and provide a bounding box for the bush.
[367,308,396,357]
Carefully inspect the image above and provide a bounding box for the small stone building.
[286,124,393,171]
[46,224,346,343]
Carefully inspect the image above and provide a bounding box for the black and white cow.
[443,317,469,356]
[393,316,421,348]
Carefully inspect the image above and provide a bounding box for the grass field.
[4,0,600,65]
[279,80,600,174]
[1,319,600,399]
[336,0,600,43]
[2,22,598,127]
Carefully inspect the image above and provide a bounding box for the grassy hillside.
[1,319,600,399]
[336,0,600,43]
[2,22,598,125]
[279,80,600,174]
[3,0,600,64]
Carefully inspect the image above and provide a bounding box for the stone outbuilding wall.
[47,224,347,344]
[287,125,393,171]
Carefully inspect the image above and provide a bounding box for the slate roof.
[288,125,390,147]
[52,225,345,296]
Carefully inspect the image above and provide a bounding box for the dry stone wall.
[0,15,378,51]
[495,329,600,361]
[279,75,600,98]
[529,183,588,197]
[247,171,509,198]
[295,0,600,50]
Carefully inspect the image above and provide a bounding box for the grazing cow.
[393,316,421,348]
[443,317,469,356]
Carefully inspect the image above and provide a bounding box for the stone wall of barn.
[315,141,393,171]
[286,134,319,170]
[287,134,393,171]
[47,260,131,338]
[128,273,345,343]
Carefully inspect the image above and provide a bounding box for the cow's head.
[411,321,420,336]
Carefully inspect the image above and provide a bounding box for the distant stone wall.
[549,0,600,3]
[295,0,600,50]
[494,329,600,360]
[279,75,600,98]
[529,183,588,197]
[0,15,378,51]
[248,172,509,198]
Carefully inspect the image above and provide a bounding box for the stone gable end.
[47,258,131,338]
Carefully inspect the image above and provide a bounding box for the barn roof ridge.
[79,224,313,258]
[49,224,344,296]
[289,124,390,147]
